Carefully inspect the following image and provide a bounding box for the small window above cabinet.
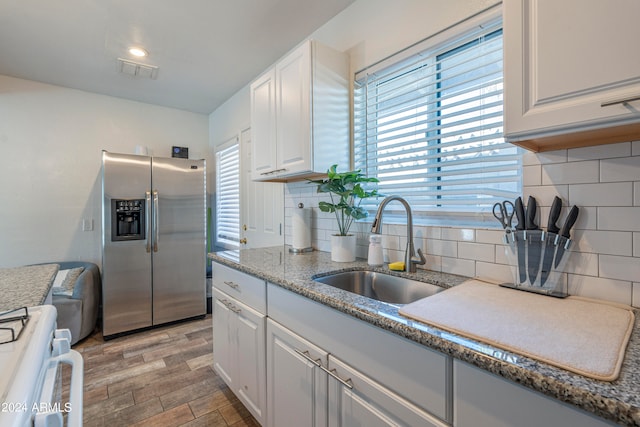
[504,0,640,152]
[250,40,350,181]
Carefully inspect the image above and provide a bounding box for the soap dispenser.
[368,235,384,267]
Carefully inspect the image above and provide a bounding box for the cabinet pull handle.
[259,168,288,176]
[223,281,239,289]
[320,365,354,390]
[294,348,322,367]
[218,298,240,313]
[601,95,640,107]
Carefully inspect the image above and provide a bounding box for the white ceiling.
[0,0,355,114]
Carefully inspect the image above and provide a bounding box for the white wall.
[0,75,209,267]
[208,85,250,149]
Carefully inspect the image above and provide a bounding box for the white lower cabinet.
[453,360,616,427]
[212,286,266,424]
[266,283,451,427]
[328,355,448,427]
[266,319,328,427]
[267,318,447,427]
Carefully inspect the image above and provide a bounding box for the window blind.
[354,19,520,224]
[215,140,240,249]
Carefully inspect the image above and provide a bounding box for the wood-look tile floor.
[64,316,259,427]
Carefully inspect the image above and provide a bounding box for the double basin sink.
[313,270,444,305]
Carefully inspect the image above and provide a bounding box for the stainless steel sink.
[313,270,444,305]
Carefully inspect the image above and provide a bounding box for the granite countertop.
[209,246,640,426]
[0,264,59,312]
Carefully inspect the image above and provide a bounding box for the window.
[354,15,520,225]
[215,138,240,249]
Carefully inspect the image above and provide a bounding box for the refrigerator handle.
[145,191,152,253]
[153,190,159,252]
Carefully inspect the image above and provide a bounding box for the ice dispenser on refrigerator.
[111,199,145,241]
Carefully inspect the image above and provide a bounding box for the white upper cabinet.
[250,40,349,181]
[504,0,640,152]
[251,69,277,177]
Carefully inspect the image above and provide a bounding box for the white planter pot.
[331,234,356,262]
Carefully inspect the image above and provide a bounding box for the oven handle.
[54,349,84,427]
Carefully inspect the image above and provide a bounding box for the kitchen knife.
[514,197,526,283]
[525,196,542,285]
[539,196,563,286]
[554,205,579,268]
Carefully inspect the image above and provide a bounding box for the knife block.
[500,230,571,298]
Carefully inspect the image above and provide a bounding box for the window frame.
[353,6,521,227]
[214,136,240,250]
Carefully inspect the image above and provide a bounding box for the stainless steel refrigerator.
[101,151,206,337]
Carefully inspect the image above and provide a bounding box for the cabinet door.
[212,290,235,388]
[275,41,312,176]
[251,69,278,180]
[266,319,328,427]
[328,356,448,427]
[234,299,266,424]
[504,0,640,146]
[453,360,615,427]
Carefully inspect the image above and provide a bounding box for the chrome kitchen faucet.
[371,195,426,273]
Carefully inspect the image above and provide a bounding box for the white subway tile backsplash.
[386,249,404,264]
[601,156,640,182]
[423,254,442,272]
[572,206,597,231]
[522,150,540,166]
[424,226,442,240]
[476,229,508,245]
[562,251,599,277]
[567,274,632,305]
[541,160,599,185]
[476,261,513,284]
[523,149,567,165]
[381,234,400,251]
[441,227,475,242]
[441,257,475,277]
[568,142,631,161]
[599,254,640,282]
[569,182,633,207]
[427,239,457,257]
[597,207,640,231]
[494,244,513,265]
[282,140,640,306]
[523,165,541,186]
[458,242,495,262]
[522,185,570,207]
[634,182,640,206]
[573,229,632,256]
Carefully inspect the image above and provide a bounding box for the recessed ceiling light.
[128,47,148,57]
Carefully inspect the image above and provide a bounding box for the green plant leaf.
[309,164,381,235]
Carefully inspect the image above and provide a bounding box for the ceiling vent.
[117,58,158,79]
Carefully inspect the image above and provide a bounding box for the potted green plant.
[309,165,380,262]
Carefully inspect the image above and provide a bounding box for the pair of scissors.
[493,200,515,238]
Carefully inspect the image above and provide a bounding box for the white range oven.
[0,305,84,427]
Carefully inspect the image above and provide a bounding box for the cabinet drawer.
[212,262,266,313]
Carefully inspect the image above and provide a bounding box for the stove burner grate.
[0,307,30,344]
